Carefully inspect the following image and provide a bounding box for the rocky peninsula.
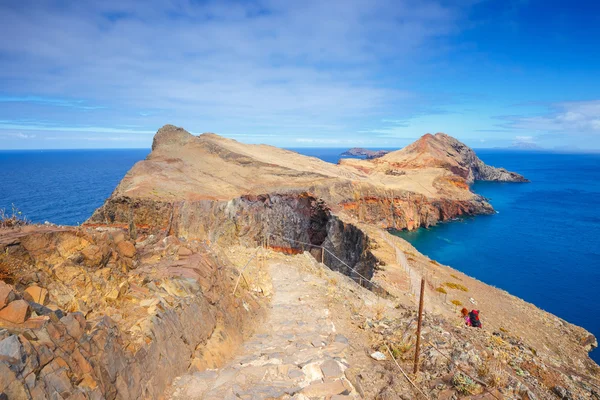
[0,125,597,399]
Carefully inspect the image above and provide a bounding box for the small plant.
[450,273,462,280]
[486,361,508,388]
[445,282,468,292]
[0,205,29,228]
[435,286,447,294]
[389,341,412,359]
[477,362,490,379]
[373,302,386,321]
[451,299,463,307]
[452,373,481,395]
[430,260,440,266]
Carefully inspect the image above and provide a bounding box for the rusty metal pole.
[413,278,425,374]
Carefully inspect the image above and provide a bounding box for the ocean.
[1,147,599,362]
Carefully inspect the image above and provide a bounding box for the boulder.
[117,241,136,258]
[0,300,31,324]
[178,246,193,257]
[0,335,23,368]
[24,285,49,305]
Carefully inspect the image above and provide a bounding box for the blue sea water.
[1,147,599,362]
[0,149,149,225]
[394,150,600,362]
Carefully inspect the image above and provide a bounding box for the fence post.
[413,278,425,374]
[321,247,324,264]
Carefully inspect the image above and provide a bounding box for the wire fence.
[262,230,387,292]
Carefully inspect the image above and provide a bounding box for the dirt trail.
[168,260,360,399]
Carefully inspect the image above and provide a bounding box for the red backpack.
[469,310,482,328]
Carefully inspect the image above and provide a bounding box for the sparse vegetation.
[451,299,463,306]
[445,282,468,292]
[452,372,481,395]
[0,205,29,228]
[484,361,509,388]
[435,286,447,294]
[388,341,412,359]
[430,260,440,266]
[450,273,461,280]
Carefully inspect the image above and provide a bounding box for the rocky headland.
[0,125,597,400]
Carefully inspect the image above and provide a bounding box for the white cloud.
[0,0,466,140]
[502,100,600,134]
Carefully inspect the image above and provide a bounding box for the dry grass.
[445,282,468,292]
[0,205,29,228]
[450,273,462,280]
[484,361,509,388]
[430,260,440,266]
[435,286,447,294]
[451,299,463,307]
[373,302,386,321]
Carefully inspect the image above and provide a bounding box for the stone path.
[168,261,359,400]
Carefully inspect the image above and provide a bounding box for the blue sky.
[1,0,599,150]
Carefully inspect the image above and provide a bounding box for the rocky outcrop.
[88,193,379,289]
[0,227,265,399]
[372,133,529,183]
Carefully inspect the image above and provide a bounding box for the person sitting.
[461,308,482,328]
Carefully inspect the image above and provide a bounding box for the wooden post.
[321,247,325,264]
[413,278,425,374]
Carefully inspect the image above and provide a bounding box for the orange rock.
[0,282,16,309]
[178,246,193,257]
[24,285,49,305]
[117,241,136,258]
[0,300,31,324]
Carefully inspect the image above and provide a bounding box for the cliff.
[88,126,525,237]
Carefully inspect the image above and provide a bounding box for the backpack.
[469,310,482,328]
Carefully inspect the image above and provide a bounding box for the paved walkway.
[168,261,359,400]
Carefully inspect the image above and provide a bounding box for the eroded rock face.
[0,227,265,399]
[89,193,380,289]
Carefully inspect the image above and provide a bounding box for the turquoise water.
[1,148,598,361]
[394,150,600,362]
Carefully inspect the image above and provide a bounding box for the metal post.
[413,278,425,374]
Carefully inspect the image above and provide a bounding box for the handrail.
[264,231,385,291]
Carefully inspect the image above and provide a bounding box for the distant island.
[341,147,389,159]
[506,142,544,151]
